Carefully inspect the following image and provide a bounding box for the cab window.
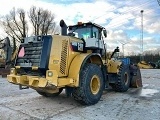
[92,27,100,39]
[68,26,91,40]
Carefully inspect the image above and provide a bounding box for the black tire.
[112,64,130,92]
[36,88,63,97]
[72,63,104,105]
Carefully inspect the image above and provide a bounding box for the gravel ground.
[0,69,160,120]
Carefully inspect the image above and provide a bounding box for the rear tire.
[72,63,104,105]
[112,64,130,92]
[36,88,63,97]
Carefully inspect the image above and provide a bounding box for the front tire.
[72,64,104,105]
[112,64,130,92]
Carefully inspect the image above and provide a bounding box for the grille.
[60,40,68,74]
[16,42,43,67]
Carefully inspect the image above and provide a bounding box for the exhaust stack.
[60,19,67,35]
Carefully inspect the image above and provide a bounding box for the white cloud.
[0,0,160,54]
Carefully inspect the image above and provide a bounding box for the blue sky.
[0,0,160,55]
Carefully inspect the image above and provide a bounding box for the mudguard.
[68,53,103,87]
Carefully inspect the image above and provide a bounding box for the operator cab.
[68,22,107,50]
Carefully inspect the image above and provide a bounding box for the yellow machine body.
[7,35,103,93]
[138,61,153,69]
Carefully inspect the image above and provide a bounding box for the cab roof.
[68,22,105,30]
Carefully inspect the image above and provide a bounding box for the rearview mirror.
[115,47,119,52]
[103,29,107,38]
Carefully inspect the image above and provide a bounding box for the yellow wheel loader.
[138,61,153,69]
[7,20,142,105]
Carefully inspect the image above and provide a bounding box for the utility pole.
[140,10,144,61]
[119,41,130,58]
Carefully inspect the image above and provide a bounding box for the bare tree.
[0,6,56,43]
[40,10,55,35]
[28,6,55,35]
[1,8,28,42]
[28,6,40,35]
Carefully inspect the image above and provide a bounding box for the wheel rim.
[136,79,142,87]
[136,70,142,87]
[124,72,129,85]
[90,75,100,95]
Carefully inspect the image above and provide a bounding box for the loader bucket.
[130,65,142,88]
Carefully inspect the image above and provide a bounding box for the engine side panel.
[48,35,83,77]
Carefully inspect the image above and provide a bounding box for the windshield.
[69,27,91,40]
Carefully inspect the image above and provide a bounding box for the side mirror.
[115,47,119,52]
[110,47,119,58]
[103,29,107,38]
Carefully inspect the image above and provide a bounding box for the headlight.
[48,71,53,77]
[10,68,15,74]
